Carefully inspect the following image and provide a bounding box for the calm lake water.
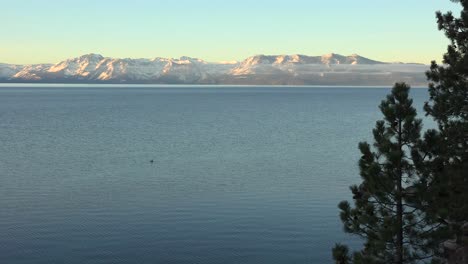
[0,85,430,264]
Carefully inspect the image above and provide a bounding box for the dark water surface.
[0,86,430,264]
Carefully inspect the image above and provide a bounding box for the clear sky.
[0,0,462,64]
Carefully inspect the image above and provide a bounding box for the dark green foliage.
[415,0,468,250]
[332,83,437,263]
[333,2,468,262]
[333,243,350,264]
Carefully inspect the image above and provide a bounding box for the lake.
[0,85,430,264]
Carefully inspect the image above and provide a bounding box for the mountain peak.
[77,53,105,61]
[179,56,206,64]
[322,53,342,58]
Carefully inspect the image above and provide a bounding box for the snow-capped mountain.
[20,54,221,83]
[229,54,386,75]
[0,53,429,85]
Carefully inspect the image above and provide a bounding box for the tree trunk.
[396,118,404,264]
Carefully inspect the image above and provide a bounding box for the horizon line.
[0,52,431,66]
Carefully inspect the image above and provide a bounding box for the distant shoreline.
[0,83,430,88]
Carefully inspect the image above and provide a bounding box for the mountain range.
[0,53,429,86]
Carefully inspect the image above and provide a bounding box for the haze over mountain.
[0,53,429,86]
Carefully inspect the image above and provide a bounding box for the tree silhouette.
[332,83,436,263]
[412,0,468,261]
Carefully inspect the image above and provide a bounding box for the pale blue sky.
[0,0,461,64]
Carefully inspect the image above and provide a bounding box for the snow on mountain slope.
[48,54,104,77]
[0,64,24,78]
[230,54,387,75]
[13,64,53,80]
[0,53,428,85]
[24,54,232,83]
[344,54,385,65]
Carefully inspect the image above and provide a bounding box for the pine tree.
[333,243,351,264]
[332,83,435,263]
[413,0,468,260]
